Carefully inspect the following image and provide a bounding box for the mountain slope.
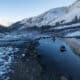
[9,0,80,37]
[50,0,80,25]
[10,0,80,28]
[10,7,68,30]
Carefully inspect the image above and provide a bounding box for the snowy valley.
[0,0,80,80]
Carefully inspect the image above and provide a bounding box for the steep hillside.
[9,0,80,37]
[50,0,80,25]
[10,7,68,30]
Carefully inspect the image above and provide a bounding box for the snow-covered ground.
[64,38,80,56]
[0,47,18,80]
[66,31,80,37]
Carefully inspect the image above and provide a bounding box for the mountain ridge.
[1,0,80,37]
[10,7,68,29]
[10,0,80,30]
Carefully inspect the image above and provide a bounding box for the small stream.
[36,38,80,80]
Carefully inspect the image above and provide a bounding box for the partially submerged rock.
[60,45,66,52]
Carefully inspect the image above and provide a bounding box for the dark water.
[36,38,80,80]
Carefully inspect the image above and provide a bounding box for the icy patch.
[0,47,19,80]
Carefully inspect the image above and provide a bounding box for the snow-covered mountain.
[2,0,80,36]
[10,7,68,30]
[21,7,68,27]
[51,0,80,25]
[9,0,80,37]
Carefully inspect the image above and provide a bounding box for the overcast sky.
[0,0,76,22]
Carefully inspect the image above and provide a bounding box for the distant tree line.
[54,16,80,26]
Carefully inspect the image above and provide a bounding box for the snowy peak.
[70,0,80,7]
[69,0,80,15]
[10,7,68,30]
[10,0,80,33]
[52,0,80,24]
[21,0,80,26]
[16,0,80,28]
[20,7,68,27]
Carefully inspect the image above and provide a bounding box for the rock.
[60,45,66,52]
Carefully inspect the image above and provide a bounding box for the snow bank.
[0,47,19,80]
[64,38,80,56]
[66,31,80,37]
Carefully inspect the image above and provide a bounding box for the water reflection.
[36,38,80,80]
